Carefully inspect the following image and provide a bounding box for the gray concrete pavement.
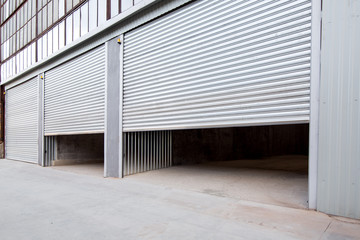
[0,159,359,240]
[126,156,308,209]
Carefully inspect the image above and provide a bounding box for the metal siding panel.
[44,45,106,135]
[318,1,360,219]
[5,77,38,163]
[123,0,312,131]
[123,131,172,176]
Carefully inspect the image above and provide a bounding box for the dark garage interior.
[172,124,309,169]
[51,134,104,176]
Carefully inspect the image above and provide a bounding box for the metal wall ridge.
[5,77,38,163]
[44,45,106,135]
[123,0,312,132]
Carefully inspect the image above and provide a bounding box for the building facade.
[0,0,359,219]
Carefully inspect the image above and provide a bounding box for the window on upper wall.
[80,2,88,36]
[110,0,119,18]
[1,0,38,61]
[98,0,106,26]
[88,0,97,31]
[73,8,80,40]
[65,14,72,45]
[0,0,141,82]
[121,0,132,12]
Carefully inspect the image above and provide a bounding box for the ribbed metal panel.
[123,0,312,131]
[44,45,106,135]
[317,0,360,219]
[44,136,56,166]
[123,131,172,176]
[5,77,38,163]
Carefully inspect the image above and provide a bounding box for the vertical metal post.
[140,131,143,172]
[54,136,57,163]
[309,0,322,210]
[123,133,126,175]
[170,131,172,166]
[135,132,138,173]
[105,35,123,177]
[125,133,131,175]
[159,131,162,168]
[150,131,153,170]
[162,131,165,168]
[167,131,170,167]
[164,131,167,167]
[156,131,159,169]
[38,73,44,166]
[119,34,124,178]
[147,132,150,171]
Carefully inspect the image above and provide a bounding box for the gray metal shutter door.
[123,0,312,131]
[44,45,106,135]
[5,78,38,163]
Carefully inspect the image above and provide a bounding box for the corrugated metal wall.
[317,0,360,219]
[123,0,312,131]
[5,77,38,163]
[123,131,172,176]
[44,136,56,166]
[44,45,106,135]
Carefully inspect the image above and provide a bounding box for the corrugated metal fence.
[123,131,172,176]
[44,136,56,166]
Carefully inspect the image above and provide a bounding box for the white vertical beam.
[104,41,108,177]
[119,34,124,178]
[38,73,45,166]
[308,0,322,210]
[105,37,122,177]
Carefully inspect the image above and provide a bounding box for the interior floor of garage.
[51,163,104,177]
[125,155,308,209]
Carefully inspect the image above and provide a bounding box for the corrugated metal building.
[0,0,359,219]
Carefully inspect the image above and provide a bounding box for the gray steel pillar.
[104,36,123,178]
[308,0,321,210]
[38,73,44,166]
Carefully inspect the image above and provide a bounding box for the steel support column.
[38,73,45,166]
[104,36,123,177]
[308,0,321,210]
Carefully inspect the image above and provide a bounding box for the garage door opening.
[124,124,309,209]
[45,134,104,177]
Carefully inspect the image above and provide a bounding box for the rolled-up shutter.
[44,45,106,135]
[5,77,38,163]
[123,0,312,131]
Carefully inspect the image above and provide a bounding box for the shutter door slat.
[123,0,312,131]
[44,45,106,135]
[5,77,38,163]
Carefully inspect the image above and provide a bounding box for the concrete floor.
[1,159,360,240]
[127,155,308,209]
[53,155,308,209]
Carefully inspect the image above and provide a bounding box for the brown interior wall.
[172,124,309,165]
[54,133,104,165]
[0,86,4,158]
